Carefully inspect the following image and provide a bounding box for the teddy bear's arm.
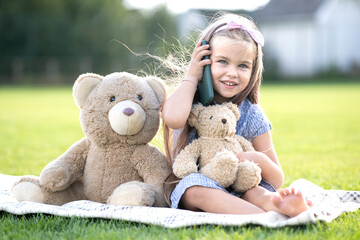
[234,135,255,152]
[40,137,90,192]
[129,144,172,207]
[131,144,171,183]
[172,140,201,179]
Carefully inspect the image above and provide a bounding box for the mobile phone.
[198,40,214,106]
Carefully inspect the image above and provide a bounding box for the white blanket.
[0,174,359,228]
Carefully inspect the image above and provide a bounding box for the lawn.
[0,83,359,239]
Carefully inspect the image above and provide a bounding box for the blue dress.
[170,99,276,209]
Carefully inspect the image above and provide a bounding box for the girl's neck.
[213,92,242,105]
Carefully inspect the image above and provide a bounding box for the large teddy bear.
[12,72,171,207]
[173,102,261,192]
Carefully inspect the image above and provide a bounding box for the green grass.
[0,83,359,239]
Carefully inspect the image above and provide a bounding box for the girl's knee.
[179,186,206,211]
[184,186,204,200]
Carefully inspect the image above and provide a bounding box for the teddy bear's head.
[72,72,166,146]
[188,102,240,138]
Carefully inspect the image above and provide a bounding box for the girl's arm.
[161,42,211,129]
[236,131,284,189]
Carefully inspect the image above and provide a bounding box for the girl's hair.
[162,12,264,206]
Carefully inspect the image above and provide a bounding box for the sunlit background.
[124,0,271,13]
[1,0,359,85]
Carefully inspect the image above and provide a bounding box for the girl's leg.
[180,186,265,214]
[242,186,311,217]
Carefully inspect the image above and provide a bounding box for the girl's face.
[210,37,255,104]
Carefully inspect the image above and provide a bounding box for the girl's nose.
[226,68,238,78]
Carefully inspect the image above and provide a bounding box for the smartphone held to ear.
[198,40,214,106]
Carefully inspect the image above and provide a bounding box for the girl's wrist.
[236,151,264,165]
[182,79,198,88]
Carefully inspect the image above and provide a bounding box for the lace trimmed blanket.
[0,174,359,228]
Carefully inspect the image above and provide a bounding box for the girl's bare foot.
[271,187,312,217]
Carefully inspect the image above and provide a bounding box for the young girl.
[161,13,311,217]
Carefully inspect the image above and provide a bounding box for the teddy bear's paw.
[40,167,71,192]
[12,180,44,203]
[200,151,238,187]
[173,160,198,179]
[233,160,262,192]
[107,181,155,206]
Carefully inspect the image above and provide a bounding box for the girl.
[161,13,311,217]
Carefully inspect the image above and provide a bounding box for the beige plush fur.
[172,102,261,192]
[12,72,171,207]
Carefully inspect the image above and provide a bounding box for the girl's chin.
[213,94,235,103]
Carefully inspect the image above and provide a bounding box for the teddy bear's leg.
[232,160,262,192]
[12,176,44,203]
[41,180,87,205]
[199,150,238,188]
[107,181,156,206]
[12,176,86,205]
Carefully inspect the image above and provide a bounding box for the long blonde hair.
[162,12,264,205]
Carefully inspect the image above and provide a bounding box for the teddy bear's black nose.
[221,119,227,124]
[123,108,134,116]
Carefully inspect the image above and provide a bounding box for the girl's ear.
[73,73,103,109]
[188,103,204,127]
[225,102,240,120]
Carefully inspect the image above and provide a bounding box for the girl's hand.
[235,151,263,165]
[235,151,279,171]
[184,41,212,83]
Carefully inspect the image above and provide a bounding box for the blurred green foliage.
[0,0,177,84]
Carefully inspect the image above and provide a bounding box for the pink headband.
[212,20,264,47]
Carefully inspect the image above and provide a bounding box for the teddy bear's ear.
[73,73,103,109]
[188,103,204,127]
[225,102,240,120]
[145,76,167,106]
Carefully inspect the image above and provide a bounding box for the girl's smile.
[221,80,237,88]
[210,37,255,103]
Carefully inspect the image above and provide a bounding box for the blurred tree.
[0,0,177,84]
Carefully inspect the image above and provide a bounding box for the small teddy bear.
[12,72,171,207]
[172,102,261,192]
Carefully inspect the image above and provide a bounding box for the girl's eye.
[219,60,227,65]
[137,95,143,101]
[239,64,249,69]
[210,116,213,120]
[110,96,116,102]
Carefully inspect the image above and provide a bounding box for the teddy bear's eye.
[210,116,213,120]
[110,96,116,102]
[137,95,143,101]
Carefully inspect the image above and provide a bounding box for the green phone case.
[198,40,214,106]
